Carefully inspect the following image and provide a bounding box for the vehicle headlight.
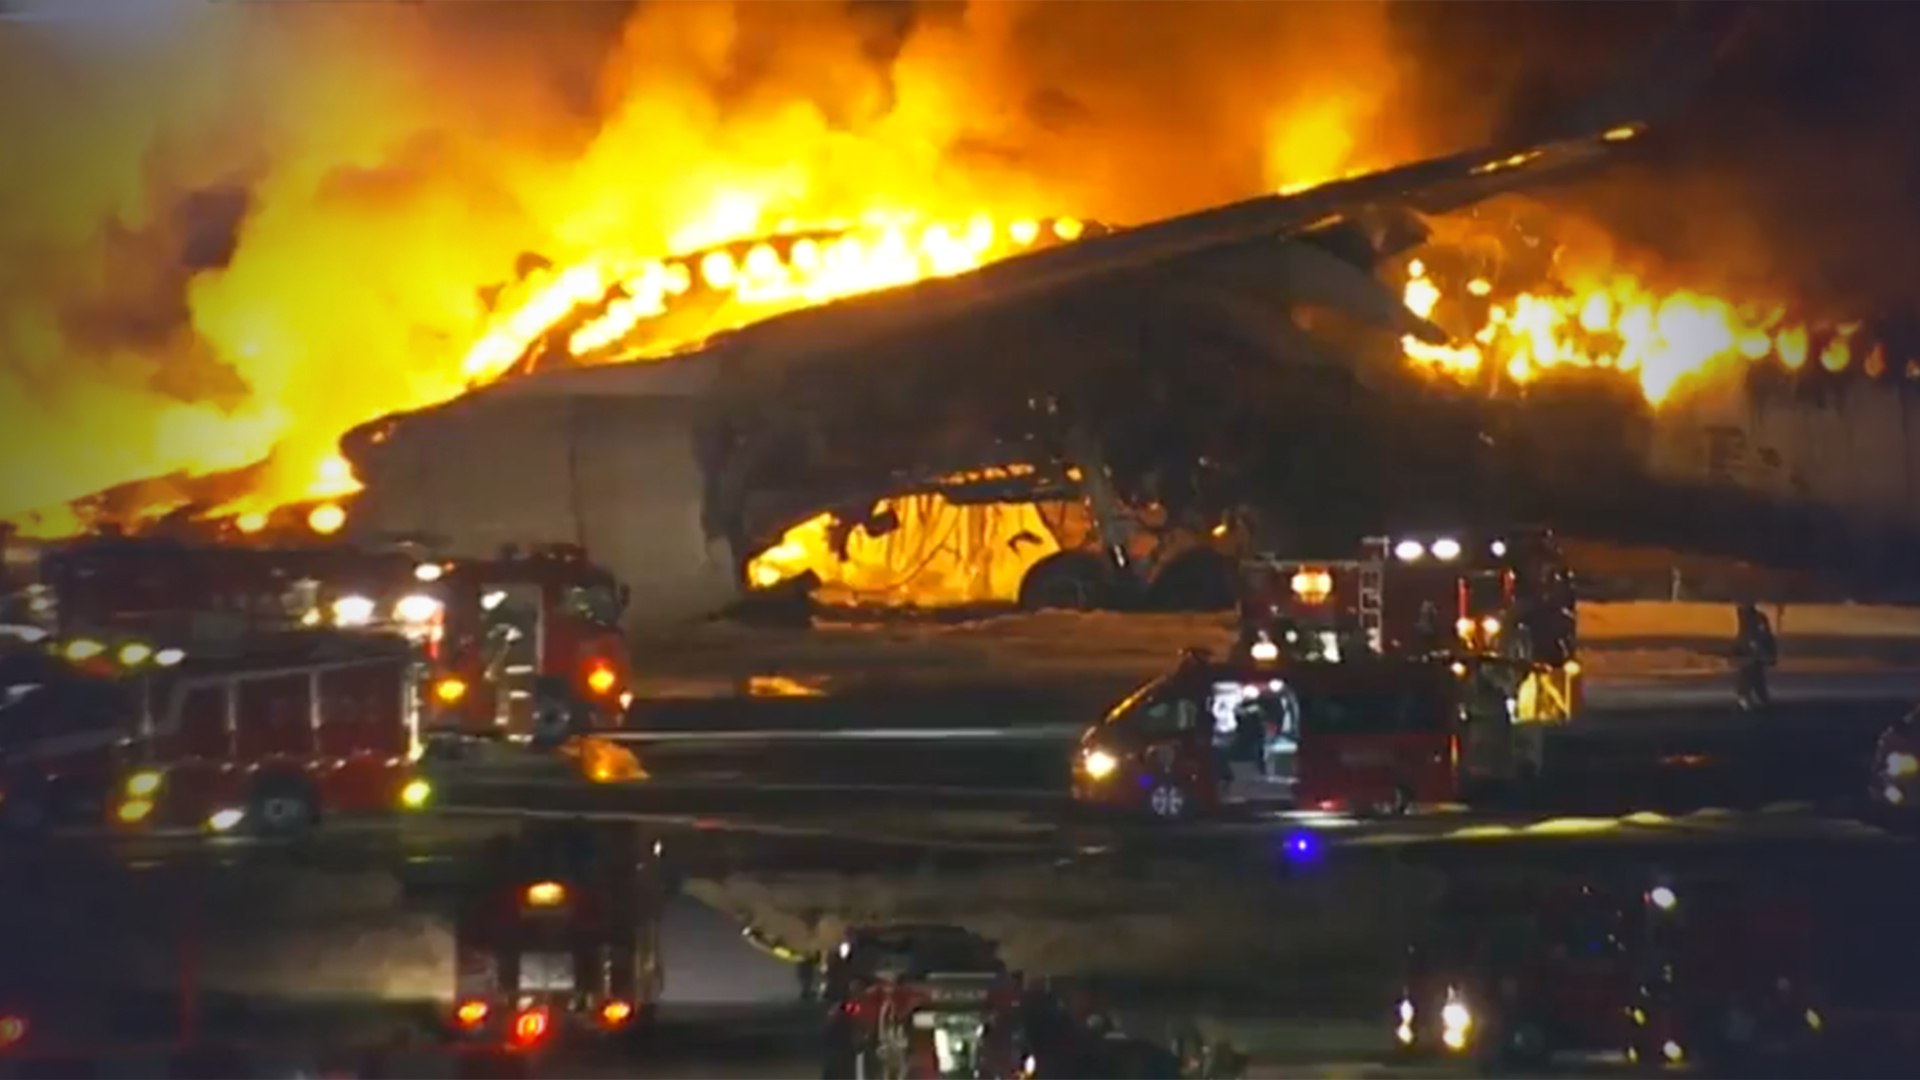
[1440,993,1472,1050]
[332,595,376,627]
[393,593,442,624]
[1887,751,1918,778]
[1250,640,1280,662]
[1398,999,1415,1023]
[1082,748,1119,780]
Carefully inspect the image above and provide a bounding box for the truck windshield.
[562,584,622,627]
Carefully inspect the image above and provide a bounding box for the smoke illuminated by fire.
[0,0,1903,601]
[0,0,1409,537]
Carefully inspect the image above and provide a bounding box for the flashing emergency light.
[414,563,444,583]
[399,779,432,809]
[117,642,153,667]
[1289,568,1333,604]
[1455,617,1474,639]
[454,1000,489,1028]
[124,770,163,798]
[433,677,467,704]
[116,798,154,824]
[1249,638,1280,663]
[524,880,567,907]
[1489,539,1509,558]
[207,807,245,833]
[1430,538,1462,561]
[1081,748,1118,780]
[1279,830,1322,865]
[394,593,442,624]
[586,662,618,695]
[1647,885,1678,911]
[510,1006,551,1046]
[155,647,185,667]
[1393,540,1424,562]
[62,638,105,662]
[0,1014,25,1049]
[331,595,376,627]
[599,1000,634,1027]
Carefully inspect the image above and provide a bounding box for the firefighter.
[1732,601,1777,710]
[1411,600,1446,656]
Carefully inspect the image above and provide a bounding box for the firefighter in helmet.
[1732,600,1777,710]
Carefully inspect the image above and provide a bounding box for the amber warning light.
[524,880,567,907]
[586,662,618,696]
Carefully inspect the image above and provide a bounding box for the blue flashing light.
[1280,829,1323,865]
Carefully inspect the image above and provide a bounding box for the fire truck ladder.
[1357,536,1388,653]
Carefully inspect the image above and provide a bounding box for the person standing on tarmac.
[1732,600,1778,710]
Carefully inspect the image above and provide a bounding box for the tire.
[1146,782,1191,821]
[248,773,319,838]
[1018,551,1114,612]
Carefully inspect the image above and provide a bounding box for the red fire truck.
[449,820,665,1054]
[1237,531,1578,666]
[0,625,429,838]
[418,545,632,738]
[7,535,632,740]
[1071,650,1568,818]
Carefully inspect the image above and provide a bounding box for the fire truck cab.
[0,624,428,838]
[419,545,631,738]
[1237,531,1578,666]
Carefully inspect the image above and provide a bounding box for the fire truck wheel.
[1018,551,1113,612]
[248,774,319,837]
[1146,782,1191,820]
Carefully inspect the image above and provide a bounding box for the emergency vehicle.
[6,534,633,740]
[417,545,632,738]
[449,820,664,1054]
[1071,651,1570,818]
[1396,871,1824,1073]
[1866,704,1920,822]
[819,925,1025,1080]
[0,624,430,838]
[1237,531,1578,666]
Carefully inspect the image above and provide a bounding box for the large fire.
[0,3,1897,606]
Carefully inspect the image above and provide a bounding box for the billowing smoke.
[15,0,1910,532]
[0,0,1423,528]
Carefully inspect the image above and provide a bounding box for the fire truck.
[417,545,632,738]
[6,535,633,740]
[1237,531,1578,667]
[0,624,429,838]
[448,820,665,1054]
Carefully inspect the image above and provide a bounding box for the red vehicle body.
[1399,876,1824,1071]
[0,628,426,836]
[7,535,631,740]
[821,927,1023,1080]
[450,822,664,1052]
[1238,531,1577,665]
[1072,653,1563,818]
[421,547,631,737]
